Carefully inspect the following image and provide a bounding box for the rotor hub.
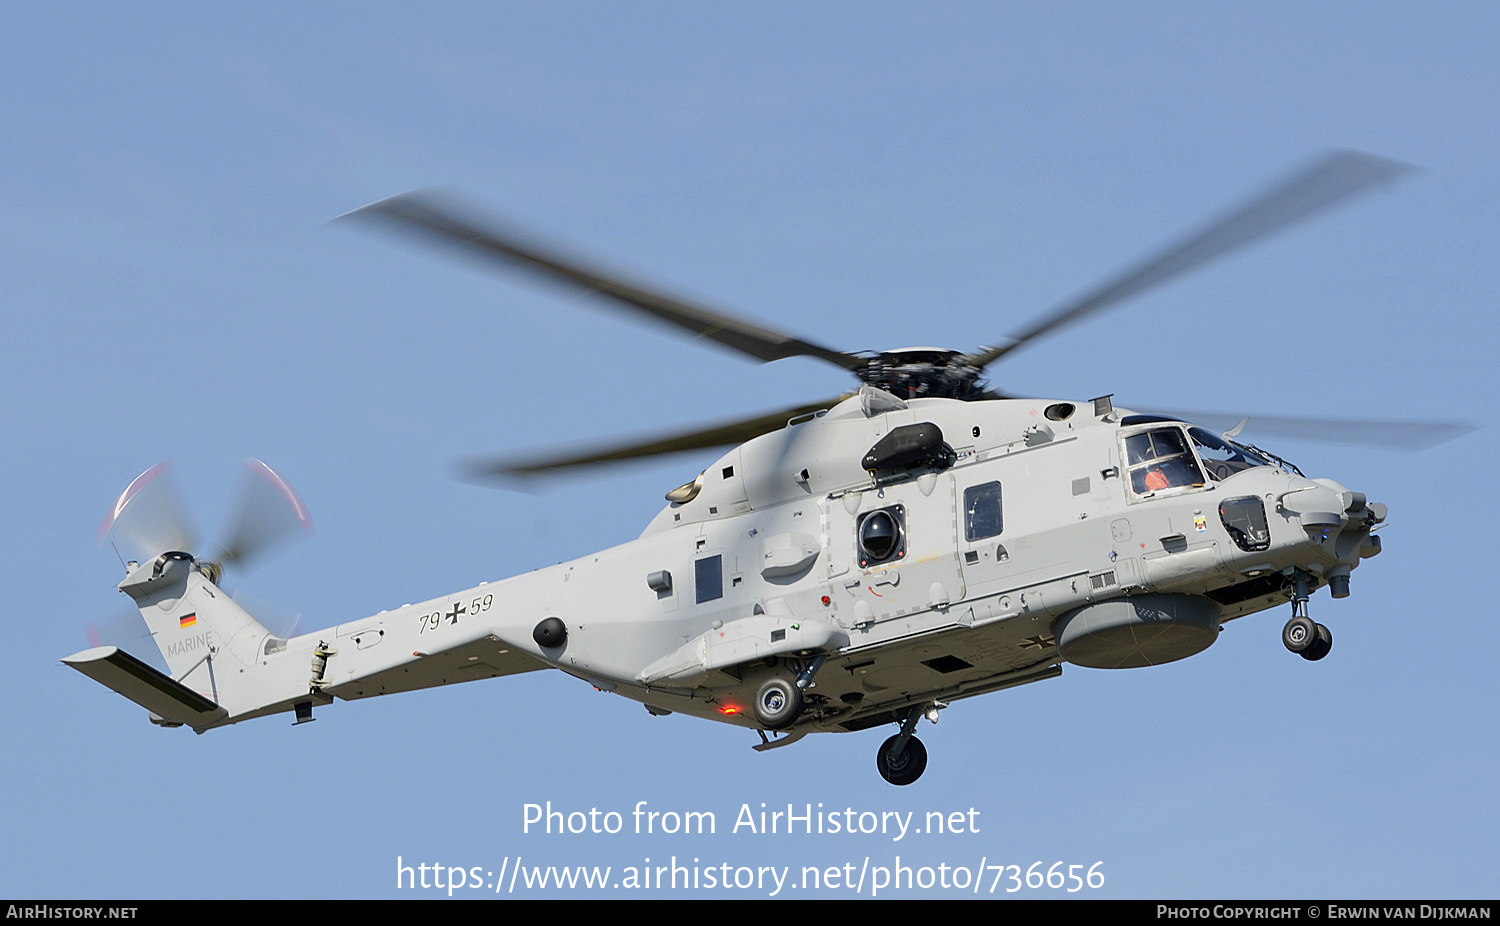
[855,349,990,401]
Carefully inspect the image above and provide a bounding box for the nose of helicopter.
[1279,478,1385,597]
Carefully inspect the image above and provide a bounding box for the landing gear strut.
[1282,571,1333,661]
[876,705,929,786]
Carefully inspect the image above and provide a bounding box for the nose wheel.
[1282,572,1333,661]
[1282,616,1333,660]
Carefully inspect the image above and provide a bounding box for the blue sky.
[3,3,1497,898]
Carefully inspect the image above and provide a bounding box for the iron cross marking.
[446,602,467,625]
[1020,633,1055,651]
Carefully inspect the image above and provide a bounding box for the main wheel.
[876,734,928,786]
[752,677,803,730]
[1282,615,1316,653]
[1301,623,1333,661]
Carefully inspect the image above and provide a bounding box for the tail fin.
[67,552,286,728]
[123,552,273,690]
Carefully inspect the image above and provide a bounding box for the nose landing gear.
[1282,615,1333,661]
[1282,572,1333,661]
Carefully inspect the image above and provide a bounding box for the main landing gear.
[752,655,830,730]
[753,677,803,729]
[1282,572,1333,662]
[876,705,932,786]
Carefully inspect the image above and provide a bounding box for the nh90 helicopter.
[67,151,1471,785]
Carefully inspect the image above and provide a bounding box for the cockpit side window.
[1124,428,1206,496]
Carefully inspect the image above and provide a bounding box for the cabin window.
[695,555,723,604]
[963,482,1003,541]
[1124,427,1206,497]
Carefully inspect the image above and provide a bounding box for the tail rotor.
[98,458,314,578]
[91,459,314,669]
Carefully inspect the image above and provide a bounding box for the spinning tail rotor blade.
[967,150,1417,369]
[97,460,312,573]
[341,191,866,372]
[96,461,198,560]
[1139,407,1477,451]
[213,459,315,571]
[459,396,850,482]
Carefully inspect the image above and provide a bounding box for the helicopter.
[65,150,1472,785]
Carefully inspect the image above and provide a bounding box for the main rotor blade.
[1136,407,1477,451]
[967,150,1416,368]
[460,396,850,481]
[342,192,866,372]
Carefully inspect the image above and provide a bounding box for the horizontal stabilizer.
[62,646,228,727]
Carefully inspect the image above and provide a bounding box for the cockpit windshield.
[1187,427,1273,481]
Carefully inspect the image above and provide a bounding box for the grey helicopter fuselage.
[87,388,1380,742]
[66,151,1424,784]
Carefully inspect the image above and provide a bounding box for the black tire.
[1301,623,1333,661]
[752,677,803,730]
[876,734,928,786]
[1282,615,1317,653]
